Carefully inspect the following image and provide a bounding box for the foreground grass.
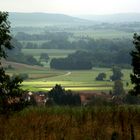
[0,106,140,140]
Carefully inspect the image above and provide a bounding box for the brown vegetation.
[0,106,140,140]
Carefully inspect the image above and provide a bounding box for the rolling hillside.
[9,12,90,27]
[78,13,140,23]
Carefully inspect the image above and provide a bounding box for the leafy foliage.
[16,31,132,68]
[39,53,49,63]
[113,80,125,96]
[123,93,140,104]
[48,85,81,105]
[130,33,140,96]
[95,73,106,81]
[0,12,25,113]
[12,73,29,80]
[6,39,42,66]
[0,12,13,59]
[50,51,92,70]
[110,66,123,81]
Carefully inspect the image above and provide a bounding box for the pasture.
[5,60,132,92]
[72,29,133,39]
[5,47,133,92]
[22,48,76,60]
[19,28,133,40]
[22,68,132,92]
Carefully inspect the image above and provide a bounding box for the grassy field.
[5,48,132,92]
[22,48,76,58]
[72,29,133,39]
[1,106,140,140]
[22,48,76,63]
[19,28,133,39]
[22,68,132,92]
[5,61,132,92]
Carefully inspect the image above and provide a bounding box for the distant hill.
[78,13,140,23]
[9,12,90,27]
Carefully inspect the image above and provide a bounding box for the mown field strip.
[23,68,132,91]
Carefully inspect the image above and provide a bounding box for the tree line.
[6,39,42,66]
[14,32,133,68]
[50,51,92,70]
[50,49,131,70]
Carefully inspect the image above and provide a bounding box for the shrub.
[95,72,106,81]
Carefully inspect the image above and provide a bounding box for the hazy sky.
[0,0,140,15]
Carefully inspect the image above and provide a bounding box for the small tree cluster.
[39,53,49,63]
[113,80,125,96]
[110,66,123,81]
[96,73,106,81]
[12,73,29,80]
[48,85,81,106]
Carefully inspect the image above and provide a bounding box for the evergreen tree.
[130,33,140,96]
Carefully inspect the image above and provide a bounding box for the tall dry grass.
[0,106,140,140]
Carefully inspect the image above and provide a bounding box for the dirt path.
[64,71,71,76]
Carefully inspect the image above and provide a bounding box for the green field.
[21,68,132,92]
[72,29,133,39]
[22,48,76,59]
[20,29,133,40]
[5,48,132,92]
[5,62,132,92]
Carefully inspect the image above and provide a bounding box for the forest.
[8,31,132,69]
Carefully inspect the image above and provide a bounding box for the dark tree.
[110,66,123,81]
[96,73,106,81]
[48,85,81,106]
[50,51,93,70]
[12,73,29,80]
[26,55,41,66]
[0,12,13,58]
[113,80,125,96]
[130,33,140,96]
[0,12,24,113]
[39,53,49,63]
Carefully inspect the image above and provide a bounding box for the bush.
[113,80,125,96]
[19,73,29,80]
[7,64,14,70]
[48,84,81,106]
[95,73,106,81]
[12,73,29,80]
[88,96,114,106]
[123,93,140,104]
